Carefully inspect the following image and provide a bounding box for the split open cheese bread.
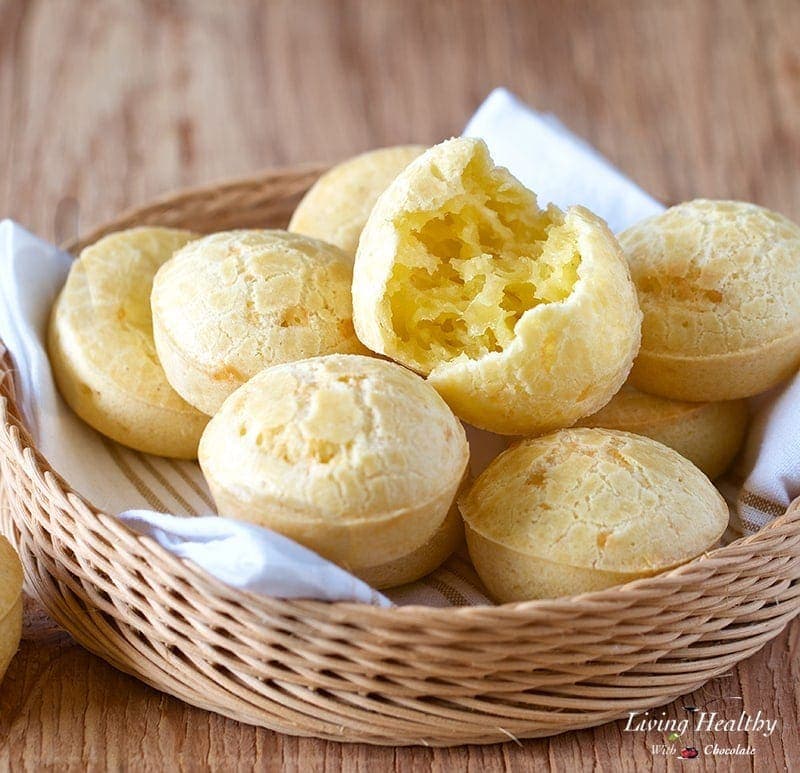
[49,227,209,458]
[199,354,469,588]
[352,137,642,435]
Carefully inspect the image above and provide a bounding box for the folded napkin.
[0,88,795,607]
[464,88,663,233]
[729,373,800,534]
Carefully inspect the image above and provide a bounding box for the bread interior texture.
[387,153,580,370]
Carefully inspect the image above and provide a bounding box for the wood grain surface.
[1,0,799,770]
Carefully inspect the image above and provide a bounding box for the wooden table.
[1,0,799,770]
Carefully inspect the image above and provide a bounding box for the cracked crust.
[48,227,209,458]
[199,354,469,587]
[458,427,729,601]
[289,145,425,256]
[352,137,642,436]
[151,230,368,415]
[577,384,748,479]
[620,199,800,400]
[0,536,23,682]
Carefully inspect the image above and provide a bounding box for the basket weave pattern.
[1,168,799,746]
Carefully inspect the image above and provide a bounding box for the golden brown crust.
[152,230,367,415]
[199,354,469,585]
[578,385,748,479]
[352,138,641,435]
[620,199,800,400]
[459,428,729,600]
[48,227,209,459]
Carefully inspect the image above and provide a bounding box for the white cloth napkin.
[464,88,663,233]
[730,372,800,534]
[0,88,795,606]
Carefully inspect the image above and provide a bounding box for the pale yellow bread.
[577,385,748,479]
[352,137,642,436]
[199,354,469,588]
[620,199,800,401]
[459,428,729,601]
[0,535,23,684]
[359,493,465,589]
[49,227,209,459]
[289,145,426,256]
[152,230,368,416]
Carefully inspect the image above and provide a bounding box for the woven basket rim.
[62,164,329,254]
[3,163,799,616]
[6,374,796,619]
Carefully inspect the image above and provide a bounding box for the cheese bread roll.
[289,145,425,256]
[352,137,642,436]
[199,354,469,588]
[620,200,800,400]
[49,227,208,458]
[152,230,367,416]
[460,428,729,601]
[578,385,748,479]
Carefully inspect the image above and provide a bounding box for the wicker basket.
[1,167,800,746]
